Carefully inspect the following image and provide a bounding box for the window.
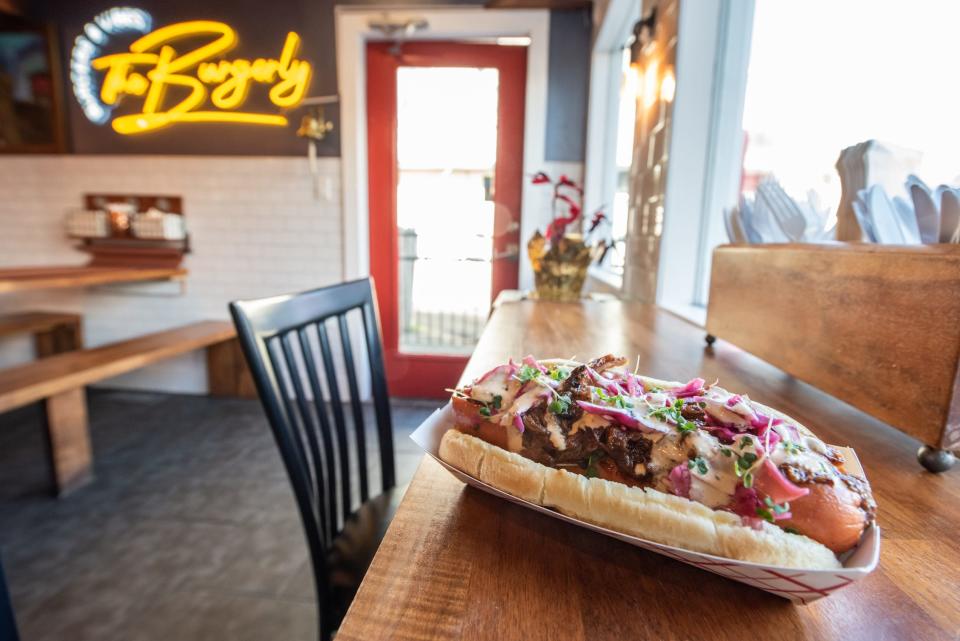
[741,0,960,216]
[607,46,638,275]
[583,0,641,287]
[656,0,959,325]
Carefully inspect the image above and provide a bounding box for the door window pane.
[396,67,499,354]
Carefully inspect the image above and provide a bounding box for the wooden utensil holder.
[706,243,960,472]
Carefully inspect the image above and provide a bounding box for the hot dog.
[440,355,877,568]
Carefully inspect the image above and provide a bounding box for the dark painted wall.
[545,9,591,162]
[31,0,337,155]
[27,0,591,159]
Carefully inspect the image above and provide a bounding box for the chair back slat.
[229,277,395,641]
[279,331,330,524]
[297,325,339,545]
[315,321,353,522]
[258,335,330,611]
[266,337,317,506]
[338,314,370,503]
[362,300,395,490]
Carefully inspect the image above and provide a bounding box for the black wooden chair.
[229,278,399,640]
[0,553,19,641]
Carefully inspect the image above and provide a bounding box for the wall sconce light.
[629,8,658,104]
[625,62,642,99]
[660,67,676,103]
[643,59,659,108]
[630,7,657,64]
[291,94,338,199]
[294,95,338,142]
[296,109,334,141]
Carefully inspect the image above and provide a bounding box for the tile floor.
[0,390,437,640]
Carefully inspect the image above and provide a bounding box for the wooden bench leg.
[207,338,257,398]
[44,388,93,497]
[34,320,83,358]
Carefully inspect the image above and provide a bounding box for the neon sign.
[71,7,153,124]
[71,10,313,134]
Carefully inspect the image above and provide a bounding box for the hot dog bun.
[439,429,841,569]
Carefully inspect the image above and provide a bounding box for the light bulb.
[643,59,659,107]
[660,68,676,103]
[627,62,643,99]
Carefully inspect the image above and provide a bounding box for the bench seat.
[0,320,253,496]
[0,311,83,357]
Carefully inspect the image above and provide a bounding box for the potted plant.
[527,172,609,301]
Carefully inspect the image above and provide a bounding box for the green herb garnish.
[549,367,570,381]
[549,394,572,415]
[595,387,633,410]
[648,398,696,433]
[756,497,790,523]
[516,364,542,383]
[765,497,791,515]
[478,395,503,418]
[735,452,758,478]
[585,452,602,478]
[688,457,708,475]
[720,447,733,457]
[782,440,804,455]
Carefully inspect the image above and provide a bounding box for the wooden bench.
[0,321,254,496]
[0,311,83,357]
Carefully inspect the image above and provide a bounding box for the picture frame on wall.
[0,11,66,153]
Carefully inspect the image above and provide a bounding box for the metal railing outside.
[398,229,489,355]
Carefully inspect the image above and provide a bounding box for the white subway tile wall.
[0,155,343,394]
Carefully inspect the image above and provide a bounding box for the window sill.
[658,302,707,328]
[586,265,623,293]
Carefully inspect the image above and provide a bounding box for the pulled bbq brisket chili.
[519,356,655,483]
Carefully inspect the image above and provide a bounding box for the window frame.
[656,0,754,322]
[583,0,642,290]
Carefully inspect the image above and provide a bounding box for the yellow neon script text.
[91,21,312,134]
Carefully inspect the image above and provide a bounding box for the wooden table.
[337,300,960,641]
[0,265,186,294]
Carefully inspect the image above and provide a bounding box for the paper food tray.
[410,403,880,604]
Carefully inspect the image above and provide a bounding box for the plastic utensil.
[909,179,940,243]
[866,185,905,244]
[940,189,960,243]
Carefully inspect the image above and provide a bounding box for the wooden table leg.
[34,319,84,358]
[207,339,257,398]
[44,388,93,497]
[918,445,957,473]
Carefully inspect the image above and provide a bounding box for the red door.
[367,41,527,397]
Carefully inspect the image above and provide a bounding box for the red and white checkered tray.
[410,403,880,604]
